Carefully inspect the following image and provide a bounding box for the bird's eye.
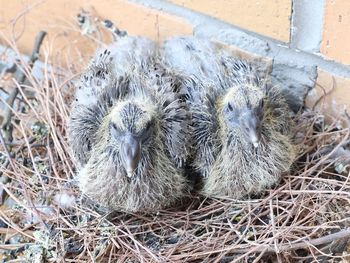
[145,121,152,132]
[139,121,153,143]
[245,127,250,132]
[110,122,122,138]
[259,99,264,108]
[227,103,233,111]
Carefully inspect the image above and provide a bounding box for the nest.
[1,26,350,263]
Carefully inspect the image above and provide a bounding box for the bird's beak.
[121,135,141,178]
[249,129,261,148]
[245,117,262,148]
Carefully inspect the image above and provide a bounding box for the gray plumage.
[162,36,296,198]
[68,36,191,212]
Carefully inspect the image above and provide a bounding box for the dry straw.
[0,13,350,263]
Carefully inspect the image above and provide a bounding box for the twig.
[2,31,47,130]
[0,31,46,205]
[0,243,33,250]
[0,129,16,173]
[231,229,350,255]
[177,228,350,261]
[311,77,336,111]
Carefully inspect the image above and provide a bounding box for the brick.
[169,0,292,42]
[305,69,350,119]
[321,0,350,64]
[0,0,193,65]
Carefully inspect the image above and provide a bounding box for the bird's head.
[108,100,157,178]
[220,85,265,148]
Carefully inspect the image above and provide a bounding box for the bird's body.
[68,36,191,212]
[162,36,296,198]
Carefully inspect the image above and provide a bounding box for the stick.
[2,31,47,129]
[236,228,350,254]
[0,31,46,205]
[173,228,350,261]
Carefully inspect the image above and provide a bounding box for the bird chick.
[162,36,296,198]
[68,36,191,212]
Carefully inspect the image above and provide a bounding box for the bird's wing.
[156,71,192,168]
[265,85,292,134]
[162,37,223,85]
[187,79,221,176]
[75,48,117,106]
[69,47,116,165]
[75,36,157,106]
[162,37,222,173]
[69,76,130,166]
[218,55,262,89]
[108,36,158,77]
[68,104,102,165]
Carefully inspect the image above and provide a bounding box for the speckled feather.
[68,36,191,211]
[162,36,296,198]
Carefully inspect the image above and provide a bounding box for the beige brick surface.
[0,0,193,64]
[305,69,350,119]
[169,0,292,42]
[321,0,350,64]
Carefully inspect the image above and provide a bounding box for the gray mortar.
[291,0,325,53]
[131,0,350,109]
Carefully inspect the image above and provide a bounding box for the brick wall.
[1,0,350,115]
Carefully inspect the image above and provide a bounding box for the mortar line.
[290,0,325,52]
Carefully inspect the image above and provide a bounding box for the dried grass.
[1,18,350,263]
